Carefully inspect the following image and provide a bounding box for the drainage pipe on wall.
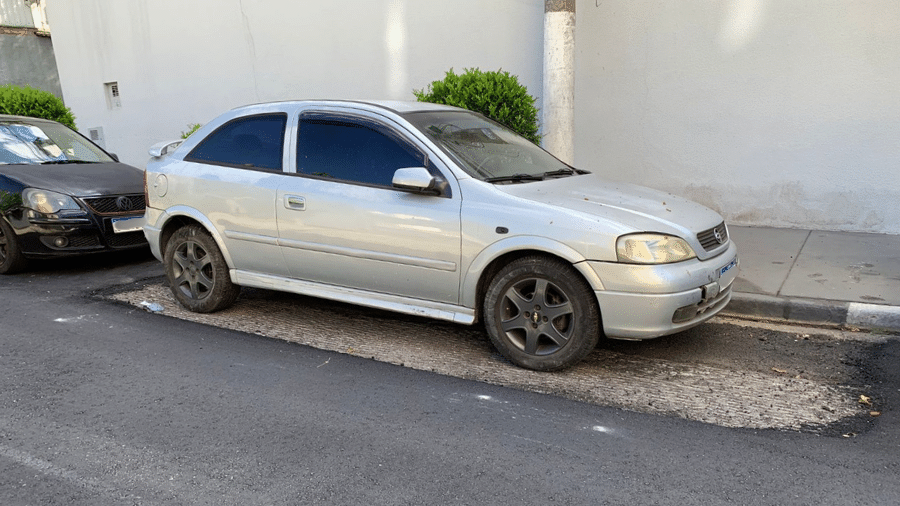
[542,0,576,164]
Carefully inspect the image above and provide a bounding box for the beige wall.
[575,0,900,234]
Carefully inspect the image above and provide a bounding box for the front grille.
[697,222,728,251]
[105,231,148,248]
[82,194,146,216]
[38,234,102,250]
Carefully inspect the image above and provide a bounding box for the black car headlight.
[22,188,87,217]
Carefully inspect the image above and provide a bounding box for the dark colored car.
[0,114,147,273]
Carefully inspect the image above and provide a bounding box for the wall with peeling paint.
[575,0,900,234]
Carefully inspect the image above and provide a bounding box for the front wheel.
[0,218,28,274]
[483,256,599,371]
[164,225,240,313]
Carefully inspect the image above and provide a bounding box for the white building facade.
[45,0,900,234]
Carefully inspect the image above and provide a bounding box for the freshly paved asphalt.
[0,244,898,505]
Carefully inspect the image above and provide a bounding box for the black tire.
[483,256,599,371]
[0,218,28,274]
[164,225,240,313]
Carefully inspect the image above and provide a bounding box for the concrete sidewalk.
[722,226,900,332]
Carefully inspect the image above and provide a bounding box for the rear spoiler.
[148,140,183,158]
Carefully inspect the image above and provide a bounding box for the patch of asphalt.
[103,279,871,432]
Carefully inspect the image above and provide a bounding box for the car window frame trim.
[183,112,289,173]
[290,110,453,198]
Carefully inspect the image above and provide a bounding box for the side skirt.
[231,270,476,325]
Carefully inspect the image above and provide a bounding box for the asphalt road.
[1,250,898,505]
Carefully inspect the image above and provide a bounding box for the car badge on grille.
[115,196,134,211]
[714,228,725,244]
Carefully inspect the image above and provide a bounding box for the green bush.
[181,123,203,139]
[414,68,540,144]
[0,85,76,129]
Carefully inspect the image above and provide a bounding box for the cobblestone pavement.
[108,280,890,432]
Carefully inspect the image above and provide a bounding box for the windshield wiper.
[483,173,545,184]
[40,160,96,165]
[542,168,575,178]
[542,168,590,178]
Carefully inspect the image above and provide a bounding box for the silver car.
[144,100,738,371]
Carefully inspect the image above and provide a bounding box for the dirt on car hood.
[497,173,724,234]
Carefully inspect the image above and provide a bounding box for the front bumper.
[9,211,147,258]
[588,241,739,339]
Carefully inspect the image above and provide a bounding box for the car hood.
[0,162,145,196]
[495,173,723,235]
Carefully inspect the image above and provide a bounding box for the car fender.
[460,235,605,309]
[146,205,235,269]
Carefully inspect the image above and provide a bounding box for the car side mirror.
[109,153,120,162]
[392,167,439,194]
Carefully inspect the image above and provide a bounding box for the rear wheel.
[483,256,599,371]
[164,225,240,313]
[0,218,28,274]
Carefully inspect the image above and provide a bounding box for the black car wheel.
[164,225,240,313]
[483,256,600,371]
[0,218,27,274]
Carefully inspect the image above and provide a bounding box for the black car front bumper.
[8,209,147,258]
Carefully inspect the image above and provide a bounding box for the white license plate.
[719,256,738,276]
[111,215,144,233]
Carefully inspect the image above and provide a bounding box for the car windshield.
[405,110,580,183]
[0,119,114,165]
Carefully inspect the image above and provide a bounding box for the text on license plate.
[111,216,144,234]
[720,256,737,276]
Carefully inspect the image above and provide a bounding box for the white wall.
[45,0,543,168]
[46,0,900,234]
[575,0,900,234]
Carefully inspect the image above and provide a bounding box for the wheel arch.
[154,207,235,269]
[463,236,604,323]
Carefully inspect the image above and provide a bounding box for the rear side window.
[297,116,424,187]
[186,114,286,171]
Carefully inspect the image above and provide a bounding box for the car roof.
[0,114,60,125]
[229,99,462,115]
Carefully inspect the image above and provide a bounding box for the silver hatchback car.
[144,100,738,371]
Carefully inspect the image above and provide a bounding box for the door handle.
[284,195,306,210]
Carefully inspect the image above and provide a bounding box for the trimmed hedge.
[414,68,540,144]
[0,85,76,129]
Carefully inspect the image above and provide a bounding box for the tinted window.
[187,114,286,170]
[297,117,424,187]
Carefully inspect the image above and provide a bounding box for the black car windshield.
[405,110,577,183]
[0,119,114,165]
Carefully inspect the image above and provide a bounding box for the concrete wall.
[45,0,543,169]
[45,0,899,234]
[0,31,63,98]
[575,0,900,234]
[0,0,37,27]
[1,0,61,98]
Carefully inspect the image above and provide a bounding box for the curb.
[723,292,900,332]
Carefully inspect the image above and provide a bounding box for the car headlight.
[616,233,697,264]
[22,188,85,215]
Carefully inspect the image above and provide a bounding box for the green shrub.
[181,123,203,139]
[0,85,76,129]
[414,68,540,144]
